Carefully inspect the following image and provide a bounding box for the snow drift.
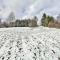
[0,27,60,60]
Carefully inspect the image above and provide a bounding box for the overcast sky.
[0,0,60,19]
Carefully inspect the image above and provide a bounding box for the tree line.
[41,13,60,28]
[0,16,38,28]
[0,12,60,28]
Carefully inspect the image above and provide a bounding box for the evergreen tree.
[41,13,46,26]
[41,13,54,27]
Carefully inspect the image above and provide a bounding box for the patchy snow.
[0,27,60,60]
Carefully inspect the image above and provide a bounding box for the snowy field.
[0,27,60,60]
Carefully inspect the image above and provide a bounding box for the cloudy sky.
[0,0,60,19]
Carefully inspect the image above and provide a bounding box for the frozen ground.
[0,27,60,60]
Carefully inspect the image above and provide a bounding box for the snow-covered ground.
[0,27,60,60]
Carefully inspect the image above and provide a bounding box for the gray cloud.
[0,0,60,19]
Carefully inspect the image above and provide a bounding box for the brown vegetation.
[48,21,60,28]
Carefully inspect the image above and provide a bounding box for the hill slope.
[0,27,60,60]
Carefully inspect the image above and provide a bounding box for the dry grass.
[48,21,60,28]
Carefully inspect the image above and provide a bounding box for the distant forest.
[0,12,60,28]
[0,12,38,27]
